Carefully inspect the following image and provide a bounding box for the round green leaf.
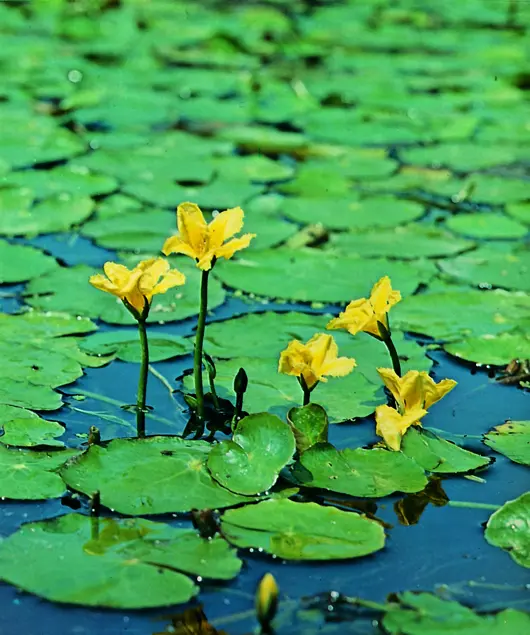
[221,498,386,560]
[208,413,296,495]
[0,193,95,236]
[0,405,65,448]
[383,591,530,635]
[0,514,200,608]
[292,443,428,497]
[394,289,530,340]
[25,261,226,325]
[439,247,530,291]
[213,249,435,303]
[401,427,491,474]
[281,196,425,230]
[0,446,78,499]
[444,332,530,365]
[0,240,58,283]
[80,330,193,363]
[287,404,329,453]
[183,356,382,424]
[485,493,530,568]
[506,203,530,226]
[4,165,118,198]
[60,436,256,515]
[445,213,527,240]
[400,143,518,172]
[484,421,530,466]
[330,225,474,259]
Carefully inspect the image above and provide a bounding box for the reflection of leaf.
[154,606,229,635]
[394,479,449,526]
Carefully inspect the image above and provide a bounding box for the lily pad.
[0,192,95,236]
[0,240,58,283]
[444,332,530,365]
[60,436,256,515]
[292,443,428,497]
[400,143,518,172]
[394,289,530,341]
[280,196,425,231]
[0,514,204,608]
[0,405,65,448]
[81,209,174,253]
[445,213,528,240]
[80,330,193,363]
[25,261,226,325]
[195,311,431,385]
[221,498,385,560]
[0,312,102,411]
[184,356,383,424]
[383,591,530,634]
[207,413,296,495]
[506,203,530,226]
[0,446,78,500]
[438,247,530,291]
[3,164,118,198]
[213,249,435,303]
[484,421,530,466]
[287,404,329,453]
[330,225,474,259]
[401,427,491,474]
[485,493,530,568]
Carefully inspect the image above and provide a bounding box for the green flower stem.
[136,317,149,438]
[383,333,402,377]
[299,376,313,406]
[377,320,402,376]
[194,269,210,431]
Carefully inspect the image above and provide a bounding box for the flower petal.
[370,276,401,316]
[375,405,427,451]
[89,273,119,295]
[421,375,457,409]
[377,367,405,406]
[177,202,207,255]
[213,233,255,261]
[323,355,357,378]
[326,298,373,336]
[209,207,245,247]
[152,268,186,295]
[162,235,200,260]
[103,262,132,287]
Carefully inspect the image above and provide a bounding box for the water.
[0,235,528,635]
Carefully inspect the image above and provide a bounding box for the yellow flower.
[255,573,279,628]
[377,368,457,413]
[89,258,186,315]
[375,368,457,450]
[162,202,255,271]
[327,276,401,339]
[375,405,428,451]
[278,333,356,390]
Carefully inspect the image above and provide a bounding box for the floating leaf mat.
[0,0,529,627]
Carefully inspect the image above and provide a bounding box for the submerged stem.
[194,269,210,434]
[448,501,501,511]
[136,318,149,438]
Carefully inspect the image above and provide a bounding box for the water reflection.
[394,478,449,526]
[154,606,229,635]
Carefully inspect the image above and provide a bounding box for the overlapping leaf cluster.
[0,0,528,620]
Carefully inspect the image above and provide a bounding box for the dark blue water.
[0,234,528,635]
